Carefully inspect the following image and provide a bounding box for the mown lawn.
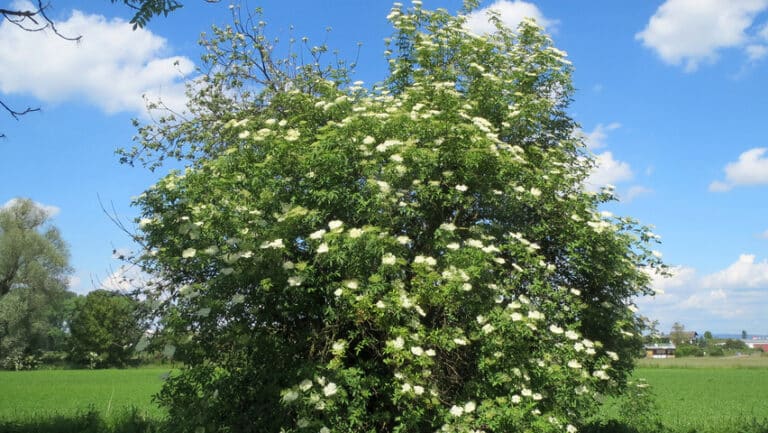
[0,368,170,421]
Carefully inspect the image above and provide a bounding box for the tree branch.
[1,1,81,41]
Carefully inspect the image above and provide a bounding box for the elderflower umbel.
[391,336,404,349]
[282,390,298,402]
[382,253,397,265]
[449,405,464,417]
[323,382,338,396]
[310,229,326,239]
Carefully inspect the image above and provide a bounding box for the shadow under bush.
[0,407,164,433]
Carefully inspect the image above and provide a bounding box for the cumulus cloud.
[585,151,633,191]
[584,122,621,150]
[465,0,556,35]
[746,44,768,61]
[1,198,60,217]
[100,264,151,292]
[0,2,195,115]
[68,275,83,292]
[580,123,650,196]
[638,255,768,331]
[701,254,768,289]
[649,265,697,295]
[636,0,768,72]
[709,147,768,192]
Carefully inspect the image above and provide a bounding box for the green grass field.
[635,367,768,432]
[637,354,768,369]
[1,360,768,433]
[0,368,170,422]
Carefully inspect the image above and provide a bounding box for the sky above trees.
[1,0,767,334]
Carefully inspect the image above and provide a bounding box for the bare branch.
[1,1,82,136]
[1,1,81,41]
[0,99,40,120]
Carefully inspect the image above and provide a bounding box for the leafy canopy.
[0,199,73,369]
[69,289,146,367]
[131,2,663,432]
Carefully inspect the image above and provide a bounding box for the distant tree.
[0,199,73,368]
[703,330,713,340]
[723,339,747,351]
[69,289,146,367]
[643,318,662,344]
[742,329,748,340]
[669,322,687,346]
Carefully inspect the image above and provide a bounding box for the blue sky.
[1,0,767,335]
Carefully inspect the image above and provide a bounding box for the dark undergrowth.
[583,417,768,433]
[3,411,768,433]
[0,407,163,433]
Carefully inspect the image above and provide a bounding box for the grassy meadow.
[0,368,170,422]
[635,366,768,432]
[1,358,768,432]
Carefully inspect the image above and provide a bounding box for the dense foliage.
[69,289,146,367]
[129,2,664,432]
[0,199,73,369]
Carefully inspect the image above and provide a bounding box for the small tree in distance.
[129,2,664,432]
[669,322,687,346]
[69,289,145,367]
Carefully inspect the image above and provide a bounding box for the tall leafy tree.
[130,3,664,432]
[0,198,72,367]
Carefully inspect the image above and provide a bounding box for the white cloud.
[68,275,83,291]
[580,123,645,194]
[100,264,151,292]
[702,254,768,289]
[636,0,768,72]
[0,3,194,115]
[759,229,768,239]
[585,151,633,191]
[649,265,697,295]
[1,198,60,217]
[624,185,653,202]
[584,122,621,150]
[465,0,555,35]
[638,255,768,331]
[709,147,768,191]
[746,44,768,61]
